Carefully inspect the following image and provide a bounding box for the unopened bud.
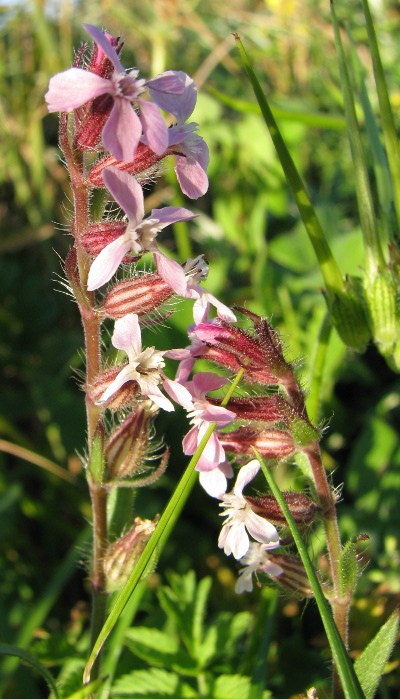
[88,145,165,188]
[267,552,313,597]
[195,312,295,389]
[105,408,153,479]
[220,426,296,460]
[245,491,319,527]
[329,277,371,352]
[101,274,174,320]
[220,395,291,425]
[103,516,157,590]
[105,408,169,487]
[364,270,399,360]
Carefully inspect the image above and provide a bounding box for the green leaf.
[213,674,272,699]
[124,627,197,675]
[112,668,198,697]
[339,541,360,598]
[192,576,212,654]
[63,676,108,699]
[0,643,60,699]
[354,607,400,699]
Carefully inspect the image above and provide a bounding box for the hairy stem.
[60,113,108,676]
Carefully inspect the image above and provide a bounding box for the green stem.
[254,449,365,699]
[83,369,245,684]
[59,113,108,678]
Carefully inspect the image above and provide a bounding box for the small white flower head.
[97,313,192,411]
[218,459,280,560]
[235,542,283,594]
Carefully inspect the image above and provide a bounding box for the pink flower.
[176,372,236,496]
[97,313,193,412]
[45,24,189,161]
[218,459,280,560]
[154,253,236,324]
[87,166,197,291]
[159,71,209,199]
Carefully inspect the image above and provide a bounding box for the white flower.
[98,313,193,411]
[235,543,283,594]
[218,459,280,560]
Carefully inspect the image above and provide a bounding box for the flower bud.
[267,552,313,597]
[245,491,319,527]
[101,274,174,320]
[194,312,296,390]
[88,145,165,188]
[219,395,292,425]
[105,408,153,479]
[219,426,296,460]
[328,277,371,352]
[103,516,157,591]
[363,270,399,360]
[105,406,169,487]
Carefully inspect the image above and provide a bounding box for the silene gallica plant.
[4,4,400,698]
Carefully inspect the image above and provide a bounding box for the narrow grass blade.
[361,0,400,233]
[0,439,77,485]
[234,34,344,302]
[0,643,60,699]
[83,369,245,684]
[254,449,365,699]
[330,3,384,276]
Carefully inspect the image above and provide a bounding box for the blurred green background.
[1,0,399,696]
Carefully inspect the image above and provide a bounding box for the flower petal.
[103,166,144,223]
[149,206,197,229]
[154,252,189,296]
[87,235,131,290]
[163,378,194,411]
[83,23,125,73]
[102,99,142,162]
[139,100,169,156]
[199,467,228,498]
[245,510,280,547]
[175,156,209,199]
[97,363,134,404]
[233,459,260,496]
[45,69,111,112]
[112,313,142,355]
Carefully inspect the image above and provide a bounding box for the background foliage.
[0,0,399,696]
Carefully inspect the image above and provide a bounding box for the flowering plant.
[2,7,399,698]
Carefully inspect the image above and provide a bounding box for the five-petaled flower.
[235,542,283,594]
[97,313,193,412]
[45,23,189,161]
[87,166,197,291]
[218,459,280,559]
[175,372,236,497]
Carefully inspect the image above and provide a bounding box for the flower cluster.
[47,24,319,598]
